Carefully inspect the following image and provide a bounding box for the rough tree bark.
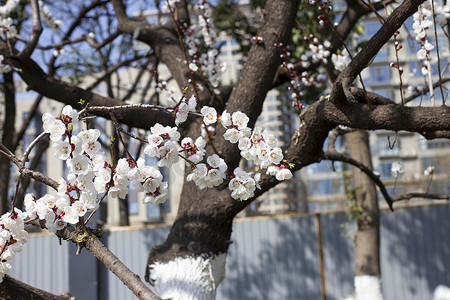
[0,275,73,300]
[346,130,383,300]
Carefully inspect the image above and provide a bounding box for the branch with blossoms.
[0,107,165,299]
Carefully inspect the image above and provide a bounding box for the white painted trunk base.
[148,253,226,300]
[355,275,383,300]
[433,285,450,300]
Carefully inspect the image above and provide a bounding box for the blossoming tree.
[0,0,449,299]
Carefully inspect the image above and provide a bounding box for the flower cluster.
[424,165,435,177]
[187,154,227,189]
[133,159,168,205]
[331,49,351,72]
[174,96,197,125]
[300,38,331,67]
[181,136,206,164]
[180,2,225,91]
[0,17,17,39]
[144,124,181,167]
[391,161,404,178]
[413,6,434,76]
[26,105,171,232]
[0,0,20,16]
[229,168,260,201]
[0,209,28,283]
[201,106,294,187]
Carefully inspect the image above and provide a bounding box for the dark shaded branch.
[0,71,16,213]
[0,275,72,300]
[321,102,450,132]
[392,192,450,202]
[422,131,450,139]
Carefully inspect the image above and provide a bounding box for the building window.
[378,162,395,179]
[307,178,343,196]
[369,66,391,83]
[376,136,400,156]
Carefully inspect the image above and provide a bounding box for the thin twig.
[109,113,136,163]
[323,150,394,210]
[430,0,446,105]
[23,132,49,162]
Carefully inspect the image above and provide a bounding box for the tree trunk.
[346,130,383,300]
[145,183,234,299]
[0,71,15,214]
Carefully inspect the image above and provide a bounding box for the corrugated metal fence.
[9,204,450,300]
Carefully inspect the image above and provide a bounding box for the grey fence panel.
[7,204,450,300]
[217,215,322,300]
[380,205,450,300]
[321,213,355,300]
[9,233,69,295]
[101,226,170,300]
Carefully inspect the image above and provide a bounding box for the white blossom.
[391,161,404,177]
[201,106,218,125]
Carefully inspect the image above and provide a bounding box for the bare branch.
[392,192,450,202]
[0,143,58,190]
[17,0,42,59]
[323,150,394,210]
[23,132,49,162]
[404,76,450,104]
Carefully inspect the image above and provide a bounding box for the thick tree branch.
[321,102,450,132]
[421,131,450,139]
[0,275,72,300]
